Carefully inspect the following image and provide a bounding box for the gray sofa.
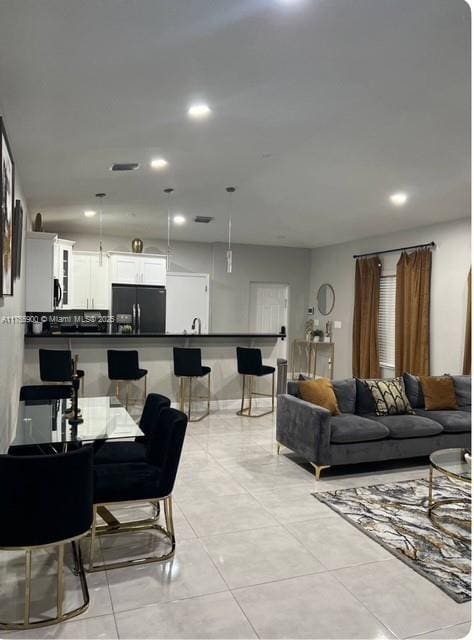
[276,374,471,480]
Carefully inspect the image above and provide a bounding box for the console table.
[290,339,335,380]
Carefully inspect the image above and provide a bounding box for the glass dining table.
[10,396,143,450]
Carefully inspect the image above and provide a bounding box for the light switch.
[334,320,342,329]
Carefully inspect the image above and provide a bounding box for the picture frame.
[0,117,15,296]
[12,198,23,280]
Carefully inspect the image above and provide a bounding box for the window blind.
[378,275,396,368]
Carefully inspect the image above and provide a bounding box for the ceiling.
[0,0,469,248]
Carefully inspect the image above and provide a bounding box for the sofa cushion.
[415,409,471,433]
[299,378,340,415]
[332,378,356,414]
[420,376,458,411]
[450,375,471,411]
[365,377,414,416]
[355,379,376,415]
[369,414,443,439]
[330,414,390,444]
[403,373,425,409]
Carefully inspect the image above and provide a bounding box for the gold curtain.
[395,248,432,376]
[352,256,381,378]
[463,269,471,375]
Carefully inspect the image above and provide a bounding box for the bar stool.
[107,350,148,409]
[173,347,211,422]
[236,347,275,418]
[39,349,85,394]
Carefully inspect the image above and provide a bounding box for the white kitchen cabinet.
[109,252,167,286]
[72,251,109,309]
[140,256,167,285]
[26,232,57,312]
[53,238,75,308]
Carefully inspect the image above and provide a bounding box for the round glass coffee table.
[428,448,471,542]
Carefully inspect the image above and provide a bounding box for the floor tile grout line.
[403,621,472,639]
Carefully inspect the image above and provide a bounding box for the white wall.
[309,218,470,379]
[66,233,311,345]
[0,166,28,453]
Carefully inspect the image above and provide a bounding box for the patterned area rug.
[314,477,471,603]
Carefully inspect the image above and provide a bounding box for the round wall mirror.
[316,283,335,315]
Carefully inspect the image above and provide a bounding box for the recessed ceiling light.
[150,157,169,170]
[389,192,408,206]
[187,103,212,119]
[84,210,97,218]
[173,214,186,225]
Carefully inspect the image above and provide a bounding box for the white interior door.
[166,273,209,334]
[249,282,289,358]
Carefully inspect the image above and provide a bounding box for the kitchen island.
[24,332,287,403]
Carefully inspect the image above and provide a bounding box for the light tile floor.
[0,407,471,639]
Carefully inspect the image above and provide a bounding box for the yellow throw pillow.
[419,376,458,411]
[299,378,340,415]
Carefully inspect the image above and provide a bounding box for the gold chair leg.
[89,506,97,572]
[115,382,120,402]
[248,376,253,415]
[276,442,281,455]
[239,375,246,414]
[271,371,275,412]
[188,378,192,420]
[313,464,331,481]
[57,544,64,619]
[24,549,32,626]
[125,382,130,410]
[207,372,211,414]
[144,375,147,402]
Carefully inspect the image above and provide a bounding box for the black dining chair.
[93,393,171,464]
[236,347,275,417]
[89,407,188,571]
[107,350,148,409]
[20,384,73,401]
[39,349,85,393]
[0,446,93,631]
[173,347,211,421]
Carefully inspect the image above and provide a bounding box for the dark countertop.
[25,332,286,340]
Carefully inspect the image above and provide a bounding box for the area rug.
[313,477,471,603]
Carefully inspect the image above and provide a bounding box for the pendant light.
[164,188,174,272]
[95,193,106,265]
[225,187,236,273]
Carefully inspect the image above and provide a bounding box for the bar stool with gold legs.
[236,347,275,418]
[39,349,85,395]
[107,350,148,410]
[173,347,211,422]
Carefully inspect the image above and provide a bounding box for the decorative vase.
[33,213,43,232]
[131,238,144,253]
[324,336,331,343]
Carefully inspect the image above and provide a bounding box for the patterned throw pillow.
[365,378,414,416]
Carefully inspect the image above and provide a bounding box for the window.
[378,275,396,368]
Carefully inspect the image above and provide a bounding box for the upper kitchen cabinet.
[71,251,109,309]
[109,252,167,286]
[53,238,75,309]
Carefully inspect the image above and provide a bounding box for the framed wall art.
[1,117,15,296]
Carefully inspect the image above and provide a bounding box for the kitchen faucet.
[192,317,202,334]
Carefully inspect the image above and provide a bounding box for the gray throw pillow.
[403,372,425,409]
[332,378,356,414]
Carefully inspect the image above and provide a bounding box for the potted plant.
[311,329,324,342]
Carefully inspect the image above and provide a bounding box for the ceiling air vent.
[194,216,214,224]
[110,163,140,171]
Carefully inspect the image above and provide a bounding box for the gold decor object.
[33,213,43,232]
[131,238,144,253]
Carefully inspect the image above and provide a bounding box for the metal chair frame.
[88,495,175,572]
[0,533,89,631]
[178,373,211,422]
[114,375,147,410]
[237,371,275,418]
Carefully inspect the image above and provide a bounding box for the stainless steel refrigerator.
[112,284,166,333]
